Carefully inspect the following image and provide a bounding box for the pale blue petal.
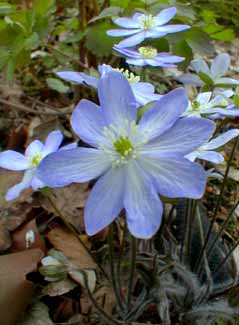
[5,169,34,201]
[157,24,190,34]
[56,71,83,84]
[126,58,146,66]
[116,31,146,48]
[0,150,29,170]
[59,143,77,151]
[124,161,163,239]
[203,129,239,150]
[157,54,184,63]
[196,92,212,105]
[145,30,167,38]
[155,7,177,25]
[98,71,137,125]
[37,148,111,187]
[196,151,224,163]
[215,77,239,86]
[114,17,140,28]
[139,88,188,141]
[107,29,140,37]
[31,175,45,190]
[211,53,230,78]
[140,117,215,157]
[177,73,203,86]
[79,73,99,88]
[191,59,210,75]
[139,155,207,198]
[71,99,105,147]
[85,167,124,235]
[132,82,162,106]
[98,64,113,76]
[113,46,141,58]
[25,140,44,157]
[43,130,63,155]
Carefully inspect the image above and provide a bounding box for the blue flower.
[56,64,162,107]
[178,53,239,88]
[186,129,239,163]
[183,90,239,118]
[113,45,184,67]
[37,71,215,239]
[107,7,190,48]
[0,131,76,201]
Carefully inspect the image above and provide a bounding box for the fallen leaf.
[94,286,116,315]
[42,279,77,297]
[0,249,43,325]
[41,183,90,231]
[47,227,96,269]
[0,200,33,251]
[69,269,96,293]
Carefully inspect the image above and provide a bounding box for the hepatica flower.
[178,53,239,88]
[186,129,239,164]
[38,71,215,239]
[183,90,239,118]
[107,7,190,48]
[56,64,161,107]
[0,131,75,201]
[114,45,184,67]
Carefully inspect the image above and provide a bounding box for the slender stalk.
[126,235,137,310]
[108,224,125,312]
[194,136,238,272]
[81,270,122,325]
[206,197,239,258]
[180,199,191,261]
[116,220,127,307]
[213,236,239,277]
[187,200,198,257]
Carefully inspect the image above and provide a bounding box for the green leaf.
[90,6,122,23]
[0,48,10,69]
[233,87,239,107]
[212,28,235,41]
[34,0,55,16]
[172,40,193,70]
[85,22,116,57]
[186,28,214,56]
[25,32,40,49]
[6,57,16,81]
[198,71,214,86]
[46,77,70,93]
[0,2,15,15]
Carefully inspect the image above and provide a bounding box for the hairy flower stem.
[80,270,122,325]
[213,236,239,278]
[194,136,239,272]
[126,235,137,311]
[108,224,126,312]
[206,197,239,259]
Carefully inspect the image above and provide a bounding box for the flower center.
[139,46,157,59]
[192,101,200,111]
[114,68,140,85]
[114,136,134,157]
[139,14,156,30]
[30,153,43,167]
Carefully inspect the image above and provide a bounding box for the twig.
[126,235,137,310]
[194,136,239,272]
[108,224,126,312]
[0,97,72,116]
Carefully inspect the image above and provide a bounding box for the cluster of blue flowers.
[0,7,238,239]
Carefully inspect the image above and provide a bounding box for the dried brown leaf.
[0,249,43,325]
[47,227,96,269]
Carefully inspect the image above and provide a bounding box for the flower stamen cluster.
[29,153,43,167]
[114,68,140,85]
[138,46,158,59]
[138,14,157,30]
